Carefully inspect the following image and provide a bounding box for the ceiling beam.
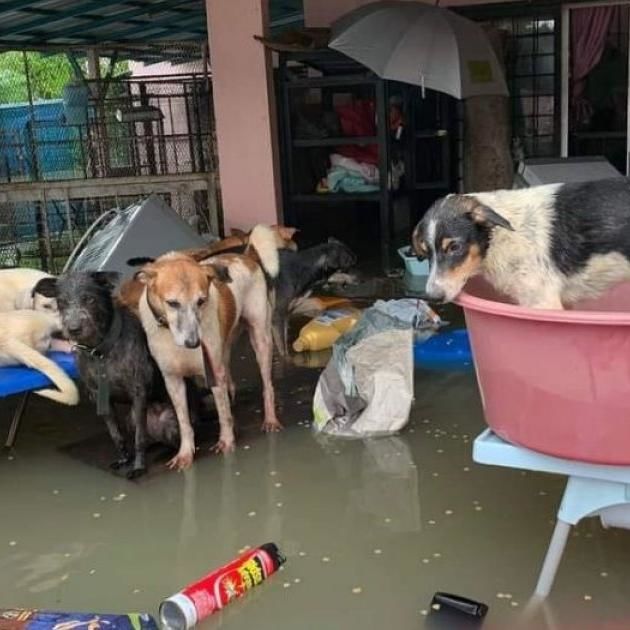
[0,0,192,38]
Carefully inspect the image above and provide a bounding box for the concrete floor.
[2,293,630,629]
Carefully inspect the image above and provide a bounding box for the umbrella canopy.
[329,1,509,99]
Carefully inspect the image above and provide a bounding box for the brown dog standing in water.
[134,225,281,470]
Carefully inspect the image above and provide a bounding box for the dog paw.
[261,419,283,433]
[126,467,147,480]
[110,456,132,470]
[166,449,195,471]
[212,439,235,454]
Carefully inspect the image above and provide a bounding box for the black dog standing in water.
[52,271,193,479]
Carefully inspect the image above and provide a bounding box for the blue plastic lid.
[414,329,473,371]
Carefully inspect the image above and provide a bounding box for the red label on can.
[181,547,277,622]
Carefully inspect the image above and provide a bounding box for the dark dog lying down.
[272,238,357,356]
[51,271,202,479]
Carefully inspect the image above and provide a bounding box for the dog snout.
[425,287,446,303]
[184,333,200,349]
[65,321,83,337]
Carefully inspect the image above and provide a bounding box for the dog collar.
[74,309,123,359]
[147,294,168,328]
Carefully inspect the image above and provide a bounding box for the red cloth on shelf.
[335,100,378,165]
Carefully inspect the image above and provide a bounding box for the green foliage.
[0,52,129,105]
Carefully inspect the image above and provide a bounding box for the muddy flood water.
[1,278,630,630]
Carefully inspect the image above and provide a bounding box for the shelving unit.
[276,48,456,271]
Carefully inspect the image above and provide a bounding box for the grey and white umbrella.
[329,1,509,99]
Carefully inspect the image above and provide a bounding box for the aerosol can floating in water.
[160,543,285,630]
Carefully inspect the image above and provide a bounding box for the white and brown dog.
[132,225,281,470]
[412,178,630,309]
[0,268,58,313]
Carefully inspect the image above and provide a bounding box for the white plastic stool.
[473,429,630,597]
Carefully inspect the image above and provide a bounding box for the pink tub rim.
[456,279,630,326]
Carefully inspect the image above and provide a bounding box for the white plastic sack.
[313,308,414,438]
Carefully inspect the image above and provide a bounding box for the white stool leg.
[535,519,571,597]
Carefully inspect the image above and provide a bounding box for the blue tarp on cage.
[0,99,80,180]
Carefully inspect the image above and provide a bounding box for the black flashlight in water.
[425,592,488,629]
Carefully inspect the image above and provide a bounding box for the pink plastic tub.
[457,278,630,465]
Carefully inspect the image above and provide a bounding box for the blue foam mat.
[0,352,78,398]
[414,329,473,371]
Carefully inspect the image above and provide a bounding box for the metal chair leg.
[534,519,571,597]
[5,392,30,449]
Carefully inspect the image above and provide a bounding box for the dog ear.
[463,200,514,231]
[134,266,156,285]
[274,225,299,240]
[127,256,155,267]
[91,271,121,288]
[32,276,57,298]
[411,222,428,260]
[203,264,232,284]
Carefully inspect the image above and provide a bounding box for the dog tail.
[245,224,280,279]
[3,340,79,406]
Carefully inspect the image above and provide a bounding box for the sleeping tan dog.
[0,310,78,406]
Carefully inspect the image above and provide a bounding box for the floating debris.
[322,556,331,563]
[420,610,428,616]
[463,467,471,472]
[384,517,392,524]
[294,578,301,584]
[474,506,483,512]
[511,602,519,608]
[298,551,307,557]
[352,587,362,594]
[235,471,241,476]
[496,593,505,599]
[269,471,278,477]
[247,511,257,517]
[100,496,107,502]
[444,510,454,516]
[283,582,291,589]
[422,558,430,564]
[373,549,382,556]
[8,541,16,547]
[53,490,60,495]
[113,493,127,502]
[600,572,609,578]
[92,513,101,519]
[428,520,437,526]
[432,553,442,559]
[243,445,251,451]
[538,491,548,497]
[583,595,592,601]
[133,589,141,595]
[89,569,96,576]
[431,603,441,611]
[274,482,282,488]
[60,574,69,582]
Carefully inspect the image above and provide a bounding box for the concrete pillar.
[206,0,282,232]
